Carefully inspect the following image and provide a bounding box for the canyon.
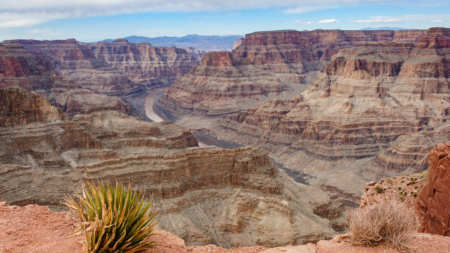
[155,28,450,202]
[0,42,132,116]
[157,29,427,117]
[0,87,346,247]
[5,38,199,94]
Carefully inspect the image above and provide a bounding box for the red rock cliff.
[418,142,450,235]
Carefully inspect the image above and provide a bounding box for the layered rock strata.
[0,88,346,247]
[158,29,427,117]
[214,28,450,200]
[87,39,199,90]
[0,43,131,115]
[418,142,450,236]
[184,47,207,61]
[5,39,141,96]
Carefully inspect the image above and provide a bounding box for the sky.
[0,0,449,42]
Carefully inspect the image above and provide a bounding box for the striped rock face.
[0,88,346,248]
[0,43,132,116]
[207,28,450,202]
[157,29,427,117]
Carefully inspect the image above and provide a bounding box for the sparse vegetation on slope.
[64,182,159,253]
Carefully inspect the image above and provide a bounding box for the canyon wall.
[0,43,131,116]
[157,29,427,117]
[4,39,141,96]
[184,47,207,61]
[87,39,199,90]
[5,38,200,95]
[0,87,346,247]
[418,142,450,236]
[212,28,450,200]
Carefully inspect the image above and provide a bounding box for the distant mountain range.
[104,34,244,52]
[361,27,418,30]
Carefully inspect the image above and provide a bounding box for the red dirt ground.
[1,202,450,253]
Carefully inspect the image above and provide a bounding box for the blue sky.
[0,0,449,42]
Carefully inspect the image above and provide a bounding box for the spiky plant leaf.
[63,182,159,253]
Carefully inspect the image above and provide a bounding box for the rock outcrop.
[212,28,450,200]
[87,39,199,90]
[0,43,132,116]
[418,142,450,236]
[0,88,346,247]
[157,29,427,117]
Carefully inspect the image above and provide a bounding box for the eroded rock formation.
[418,142,450,236]
[158,29,427,117]
[0,88,346,247]
[0,43,131,115]
[184,47,207,61]
[4,39,141,96]
[211,28,450,200]
[88,39,199,90]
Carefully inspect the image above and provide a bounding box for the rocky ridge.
[0,43,131,116]
[157,29,427,117]
[0,87,346,247]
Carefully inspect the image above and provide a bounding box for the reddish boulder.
[417,142,450,235]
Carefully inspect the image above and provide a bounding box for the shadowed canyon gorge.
[2,26,450,250]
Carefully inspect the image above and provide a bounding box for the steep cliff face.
[4,39,141,96]
[87,39,199,90]
[0,88,346,247]
[215,28,450,200]
[157,29,427,117]
[233,38,244,49]
[184,47,207,61]
[418,142,450,236]
[0,43,132,116]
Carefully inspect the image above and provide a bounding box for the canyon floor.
[1,202,450,253]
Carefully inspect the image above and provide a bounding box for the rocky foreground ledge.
[1,202,450,253]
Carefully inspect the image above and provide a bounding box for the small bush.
[375,186,384,194]
[64,182,159,253]
[347,200,419,251]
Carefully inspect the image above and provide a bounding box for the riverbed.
[144,88,167,122]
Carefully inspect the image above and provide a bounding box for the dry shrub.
[347,200,419,251]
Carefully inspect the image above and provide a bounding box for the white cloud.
[0,0,396,27]
[350,14,450,24]
[350,19,402,24]
[295,19,339,24]
[318,18,339,23]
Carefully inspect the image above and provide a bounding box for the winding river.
[144,89,208,147]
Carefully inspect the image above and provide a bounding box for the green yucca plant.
[63,182,159,253]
